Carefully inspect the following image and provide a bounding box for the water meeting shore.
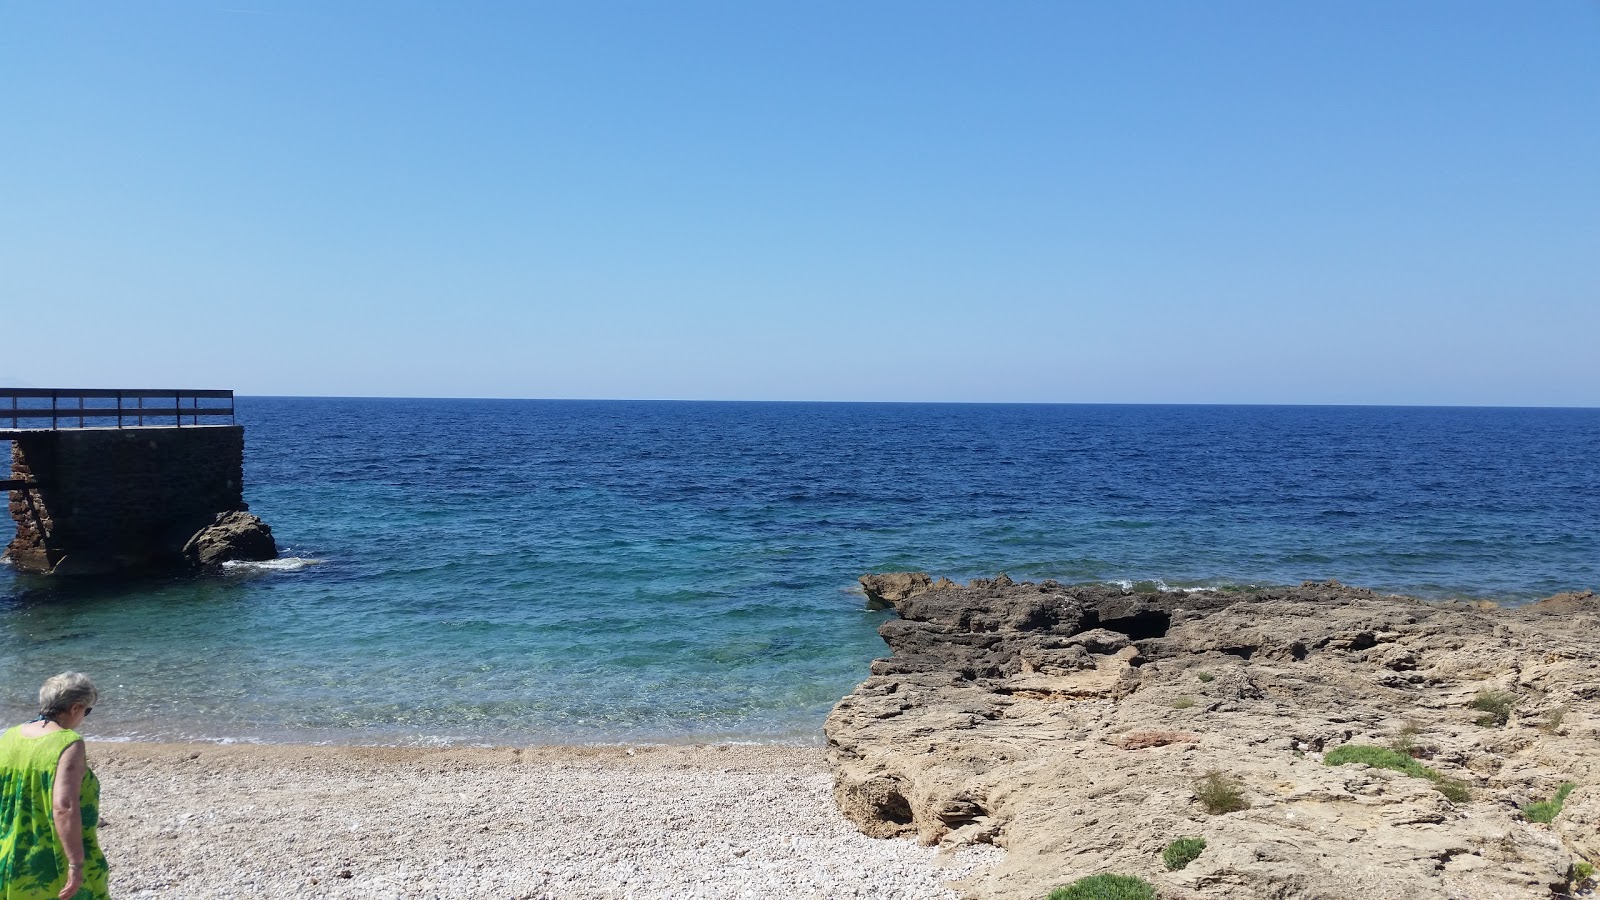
[52,576,1600,900]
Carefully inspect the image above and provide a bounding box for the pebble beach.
[90,741,1000,899]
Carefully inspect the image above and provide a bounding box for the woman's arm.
[51,739,87,900]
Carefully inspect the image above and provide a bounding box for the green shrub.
[1573,860,1594,884]
[1523,782,1577,824]
[1045,874,1157,900]
[1196,672,1214,683]
[1162,836,1207,870]
[1195,771,1248,814]
[1325,744,1428,776]
[1171,696,1195,710]
[1432,776,1473,804]
[1324,744,1471,803]
[1469,690,1516,727]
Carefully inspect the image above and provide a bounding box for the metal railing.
[2,389,236,430]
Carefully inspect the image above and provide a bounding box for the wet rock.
[860,572,937,606]
[182,510,278,568]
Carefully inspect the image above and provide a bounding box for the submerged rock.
[182,510,278,568]
[827,574,1600,900]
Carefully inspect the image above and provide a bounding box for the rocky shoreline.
[826,574,1600,900]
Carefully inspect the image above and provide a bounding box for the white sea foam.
[221,556,320,573]
[1109,578,1217,594]
[1152,579,1218,594]
[87,730,269,746]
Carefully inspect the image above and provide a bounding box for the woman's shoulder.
[45,728,86,751]
[0,724,26,764]
[0,725,84,756]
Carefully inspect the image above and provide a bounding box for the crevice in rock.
[876,788,914,827]
[935,795,988,826]
[1346,632,1378,651]
[1093,609,1172,641]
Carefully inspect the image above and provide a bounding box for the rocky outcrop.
[181,511,278,568]
[861,572,956,606]
[827,575,1600,900]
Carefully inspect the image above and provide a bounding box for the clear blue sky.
[2,2,1595,404]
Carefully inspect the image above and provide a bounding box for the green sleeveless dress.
[0,726,110,900]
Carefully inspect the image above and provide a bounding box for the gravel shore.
[89,741,999,899]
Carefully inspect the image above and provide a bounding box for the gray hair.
[38,672,97,717]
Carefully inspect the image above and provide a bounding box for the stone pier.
[5,426,261,575]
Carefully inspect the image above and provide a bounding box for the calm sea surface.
[3,400,1598,745]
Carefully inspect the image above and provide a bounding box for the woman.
[0,672,110,900]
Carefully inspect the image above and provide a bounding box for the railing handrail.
[2,389,236,431]
[3,388,234,400]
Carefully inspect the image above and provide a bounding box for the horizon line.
[229,394,1600,411]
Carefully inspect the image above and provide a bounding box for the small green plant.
[1543,705,1567,734]
[1323,744,1472,803]
[1162,836,1207,870]
[1469,689,1517,727]
[1389,721,1421,756]
[1194,770,1248,814]
[1171,696,1196,710]
[1196,672,1214,683]
[1325,744,1425,773]
[1432,776,1473,804]
[1045,874,1157,900]
[1523,782,1577,824]
[1572,860,1594,885]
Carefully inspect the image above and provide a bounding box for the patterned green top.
[0,726,109,900]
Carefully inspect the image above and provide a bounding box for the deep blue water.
[3,400,1598,745]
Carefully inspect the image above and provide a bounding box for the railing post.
[51,391,58,430]
[116,391,123,428]
[174,392,181,427]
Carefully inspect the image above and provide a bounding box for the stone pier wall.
[5,426,247,575]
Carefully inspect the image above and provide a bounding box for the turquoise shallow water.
[3,400,1598,744]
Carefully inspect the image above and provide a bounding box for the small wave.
[221,557,321,573]
[87,731,269,746]
[1149,579,1219,594]
[1109,578,1218,594]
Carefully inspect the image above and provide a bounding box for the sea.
[3,399,1598,746]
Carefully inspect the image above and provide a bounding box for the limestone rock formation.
[862,572,941,606]
[181,510,278,568]
[827,575,1600,900]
